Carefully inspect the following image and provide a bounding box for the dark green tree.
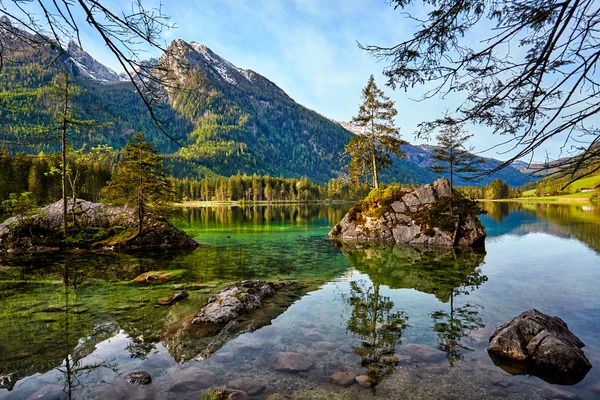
[346,74,406,189]
[102,132,174,235]
[362,0,600,181]
[430,118,482,191]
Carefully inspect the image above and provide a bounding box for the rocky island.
[0,198,198,252]
[329,178,486,247]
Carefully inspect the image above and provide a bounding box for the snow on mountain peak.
[188,41,253,85]
[66,40,129,85]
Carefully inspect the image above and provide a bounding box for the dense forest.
[0,150,371,217]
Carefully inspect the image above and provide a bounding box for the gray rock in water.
[168,368,216,392]
[329,366,356,387]
[270,352,313,372]
[328,178,485,247]
[488,309,591,384]
[157,291,188,306]
[123,371,152,385]
[192,280,292,324]
[227,376,267,395]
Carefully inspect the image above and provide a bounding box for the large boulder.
[488,309,591,384]
[328,178,485,247]
[192,280,292,324]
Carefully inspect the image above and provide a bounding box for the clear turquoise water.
[1,202,599,399]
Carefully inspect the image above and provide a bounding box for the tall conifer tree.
[430,119,481,191]
[102,132,174,235]
[346,75,405,188]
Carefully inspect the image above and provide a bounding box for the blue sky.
[7,0,592,163]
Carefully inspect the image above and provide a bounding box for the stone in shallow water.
[168,368,216,392]
[355,375,371,388]
[329,366,356,387]
[26,385,67,400]
[211,351,235,363]
[271,352,313,372]
[300,327,324,341]
[338,344,354,353]
[540,386,577,400]
[123,371,152,385]
[227,376,267,394]
[488,309,591,384]
[157,291,188,306]
[311,341,337,351]
[400,344,446,363]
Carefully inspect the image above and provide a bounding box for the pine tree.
[102,132,174,235]
[346,74,405,189]
[430,119,481,192]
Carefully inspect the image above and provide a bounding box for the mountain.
[0,27,352,183]
[0,21,537,186]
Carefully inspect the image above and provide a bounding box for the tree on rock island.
[430,118,482,192]
[102,132,174,235]
[345,74,406,189]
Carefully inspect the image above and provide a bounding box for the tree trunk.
[61,71,69,235]
[371,110,379,189]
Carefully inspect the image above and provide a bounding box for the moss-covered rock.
[329,178,485,247]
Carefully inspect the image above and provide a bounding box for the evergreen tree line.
[458,179,522,200]
[0,147,114,208]
[171,174,371,202]
[0,148,371,217]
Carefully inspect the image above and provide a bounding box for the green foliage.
[425,194,486,234]
[430,119,482,191]
[345,75,406,188]
[459,179,521,200]
[102,132,175,234]
[1,192,37,220]
[348,185,407,222]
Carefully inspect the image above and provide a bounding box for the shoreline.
[478,198,597,204]
[175,200,357,207]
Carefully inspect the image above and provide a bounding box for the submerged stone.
[227,376,267,394]
[168,368,216,392]
[270,352,313,372]
[157,291,188,306]
[192,280,293,324]
[355,375,371,388]
[123,371,152,385]
[329,366,356,387]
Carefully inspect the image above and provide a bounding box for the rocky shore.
[0,198,198,252]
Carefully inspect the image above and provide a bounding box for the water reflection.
[337,241,488,371]
[481,201,600,253]
[336,241,487,302]
[344,280,408,390]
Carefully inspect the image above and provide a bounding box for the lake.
[1,202,599,399]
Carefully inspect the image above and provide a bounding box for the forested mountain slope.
[0,18,536,186]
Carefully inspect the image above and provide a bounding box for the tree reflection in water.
[344,280,408,390]
[430,267,487,366]
[56,263,118,399]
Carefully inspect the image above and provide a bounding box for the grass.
[519,173,600,201]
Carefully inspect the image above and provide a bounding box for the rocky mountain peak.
[65,40,128,85]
